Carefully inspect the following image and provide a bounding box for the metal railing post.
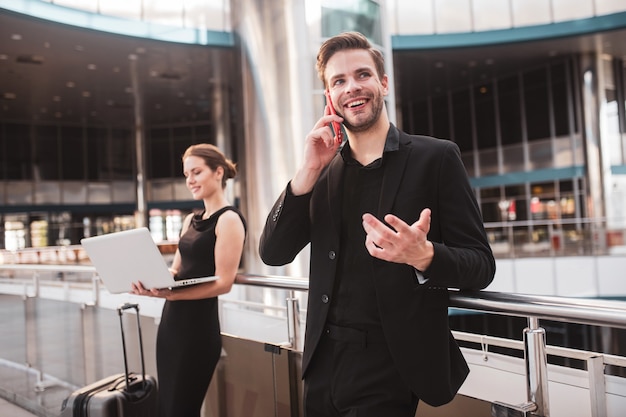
[285,294,300,351]
[587,355,607,417]
[524,317,550,416]
[491,316,550,417]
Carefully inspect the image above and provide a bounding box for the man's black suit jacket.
[260,124,496,407]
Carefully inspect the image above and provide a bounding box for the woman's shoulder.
[216,206,247,230]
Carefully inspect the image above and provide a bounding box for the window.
[524,67,550,141]
[86,127,109,180]
[410,100,430,136]
[452,89,473,151]
[3,124,32,180]
[474,83,497,149]
[321,0,382,46]
[110,129,133,179]
[551,62,570,137]
[432,94,450,140]
[148,128,172,179]
[34,126,60,180]
[61,126,85,180]
[498,75,522,146]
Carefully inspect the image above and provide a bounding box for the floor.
[0,360,73,417]
[0,396,38,417]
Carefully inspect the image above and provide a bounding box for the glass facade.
[398,54,626,257]
[1,1,625,257]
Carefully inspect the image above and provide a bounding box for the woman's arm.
[156,210,246,301]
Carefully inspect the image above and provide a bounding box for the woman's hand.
[131,281,174,299]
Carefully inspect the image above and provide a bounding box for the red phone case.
[325,90,343,144]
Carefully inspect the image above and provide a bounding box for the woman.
[131,143,246,417]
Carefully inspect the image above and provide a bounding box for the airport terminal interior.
[1,1,626,416]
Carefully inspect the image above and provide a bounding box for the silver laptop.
[81,227,218,294]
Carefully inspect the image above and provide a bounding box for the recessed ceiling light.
[11,34,22,40]
[0,54,8,60]
[16,55,44,64]
[82,91,91,98]
[66,81,75,88]
[87,64,97,70]
[3,92,16,99]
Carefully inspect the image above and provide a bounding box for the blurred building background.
[1,2,626,416]
[0,0,625,283]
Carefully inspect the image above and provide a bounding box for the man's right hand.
[290,107,343,195]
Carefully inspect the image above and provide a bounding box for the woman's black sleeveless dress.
[156,206,245,417]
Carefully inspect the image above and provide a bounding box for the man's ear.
[381,74,389,96]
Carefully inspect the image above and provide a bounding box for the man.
[259,31,495,417]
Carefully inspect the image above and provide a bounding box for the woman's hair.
[316,31,386,89]
[182,143,237,188]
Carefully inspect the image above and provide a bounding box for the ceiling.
[0,9,232,127]
[393,26,626,100]
[1,8,625,127]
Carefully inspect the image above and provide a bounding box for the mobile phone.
[325,90,343,144]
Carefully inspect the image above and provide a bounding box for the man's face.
[325,49,388,133]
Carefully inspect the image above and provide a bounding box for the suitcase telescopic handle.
[117,303,147,392]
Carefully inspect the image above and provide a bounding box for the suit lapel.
[326,154,344,234]
[377,140,411,218]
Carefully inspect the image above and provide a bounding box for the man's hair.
[316,31,386,89]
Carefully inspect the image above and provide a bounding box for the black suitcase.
[60,303,158,417]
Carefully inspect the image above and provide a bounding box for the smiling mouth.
[347,99,366,109]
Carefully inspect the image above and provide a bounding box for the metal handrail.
[236,274,626,329]
[2,266,626,417]
[2,268,625,329]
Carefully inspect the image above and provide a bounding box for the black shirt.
[327,127,400,329]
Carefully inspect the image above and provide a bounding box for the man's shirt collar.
[340,123,399,168]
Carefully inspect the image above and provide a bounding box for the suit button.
[321,294,329,303]
[328,251,336,260]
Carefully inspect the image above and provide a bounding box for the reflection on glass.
[165,210,183,241]
[321,0,382,46]
[4,220,26,251]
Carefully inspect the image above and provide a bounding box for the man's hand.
[362,208,434,271]
[290,106,343,195]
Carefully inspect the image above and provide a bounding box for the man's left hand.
[362,208,434,271]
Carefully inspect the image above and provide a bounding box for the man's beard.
[340,91,384,133]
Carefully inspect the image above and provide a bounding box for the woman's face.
[183,155,223,200]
